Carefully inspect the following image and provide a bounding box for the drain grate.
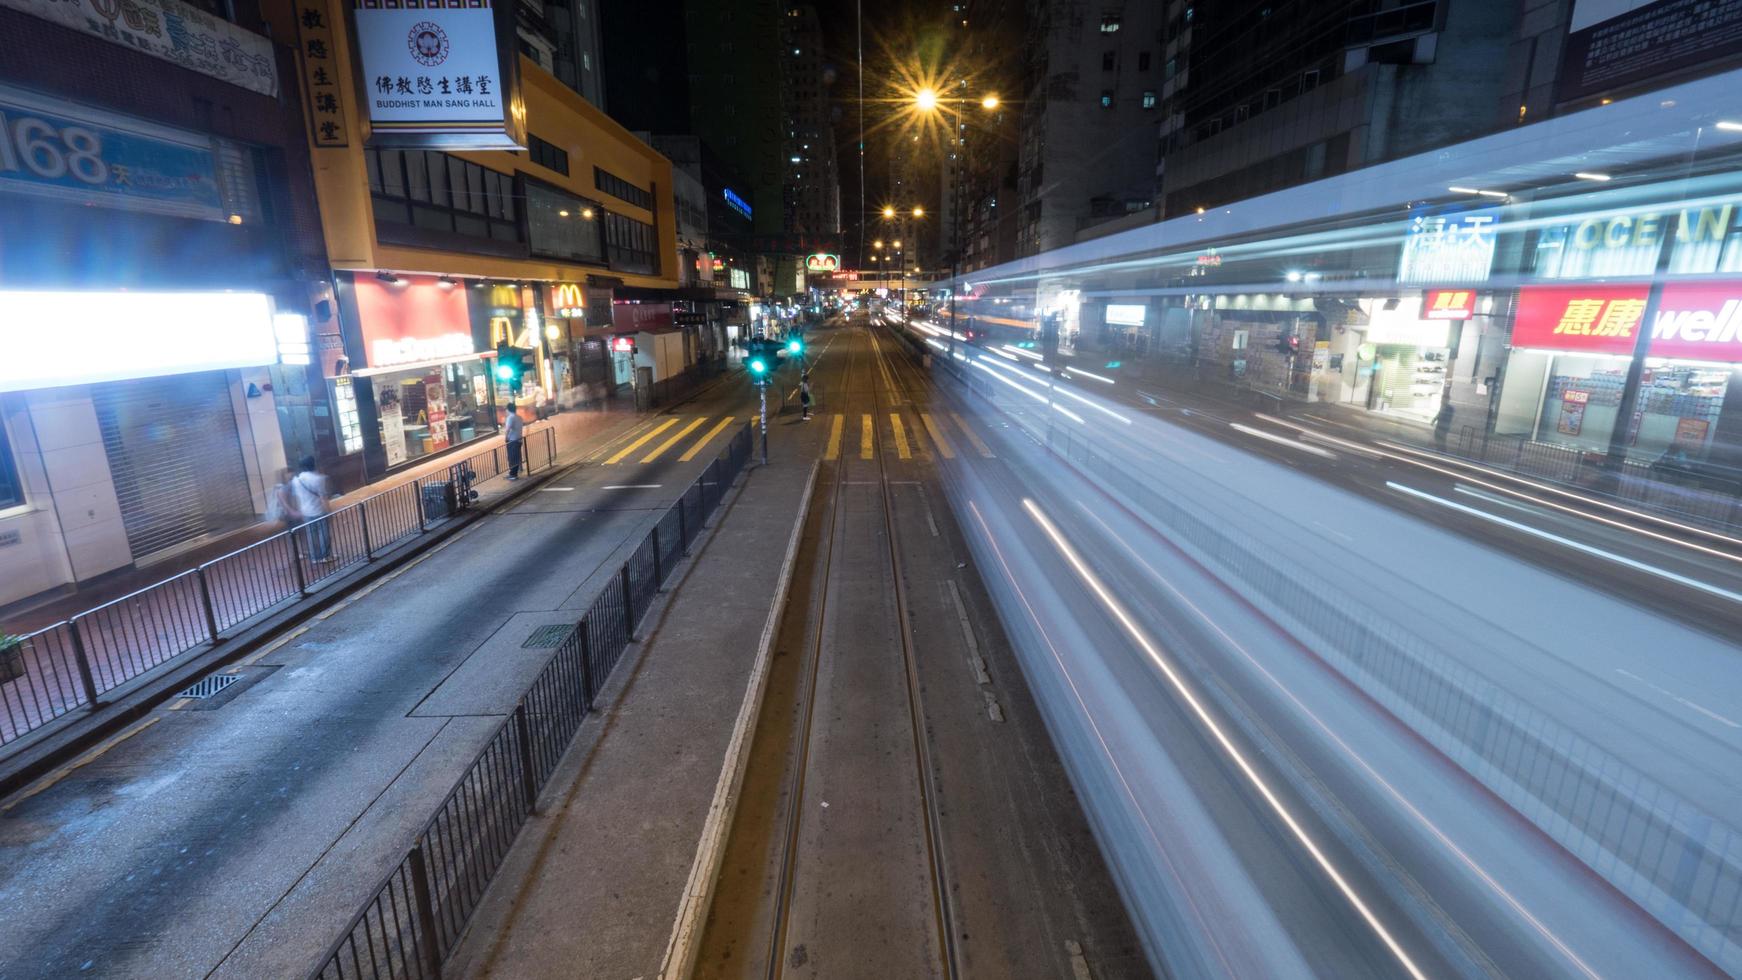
[522,624,575,649]
[178,673,241,699]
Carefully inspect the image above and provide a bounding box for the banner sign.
[0,0,277,95]
[1423,289,1477,320]
[0,84,226,220]
[1514,282,1742,362]
[804,253,839,272]
[296,0,348,146]
[351,0,524,149]
[1558,0,1742,103]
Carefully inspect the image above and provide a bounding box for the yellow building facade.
[270,0,682,480]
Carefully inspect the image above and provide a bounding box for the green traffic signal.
[786,337,804,355]
[749,357,769,376]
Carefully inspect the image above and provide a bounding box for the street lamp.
[882,205,896,219]
[912,88,999,355]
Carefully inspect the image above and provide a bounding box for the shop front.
[338,273,499,476]
[1496,283,1742,473]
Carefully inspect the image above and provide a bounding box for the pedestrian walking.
[1433,397,1455,453]
[504,401,525,480]
[291,456,334,562]
[799,373,813,420]
[268,467,300,526]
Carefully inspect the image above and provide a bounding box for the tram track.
[759,319,960,980]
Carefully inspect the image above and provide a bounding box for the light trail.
[1023,498,1431,980]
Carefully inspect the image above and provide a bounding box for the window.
[527,181,605,264]
[1138,51,1150,70]
[594,166,653,209]
[365,148,520,244]
[1099,13,1120,32]
[1102,51,1116,71]
[1142,91,1157,109]
[1100,90,1114,108]
[603,210,658,274]
[528,133,570,176]
[0,420,22,509]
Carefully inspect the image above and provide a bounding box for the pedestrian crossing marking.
[643,417,708,463]
[825,413,844,460]
[920,413,955,459]
[951,412,995,457]
[605,417,680,464]
[860,414,874,460]
[679,416,736,462]
[889,413,912,459]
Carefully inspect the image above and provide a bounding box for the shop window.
[527,180,606,264]
[604,209,657,274]
[0,420,21,508]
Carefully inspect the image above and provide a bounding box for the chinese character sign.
[1422,289,1476,320]
[297,0,347,146]
[1397,207,1500,285]
[351,0,521,148]
[0,0,277,95]
[1513,282,1742,363]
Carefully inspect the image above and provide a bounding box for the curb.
[657,458,820,980]
[0,457,573,801]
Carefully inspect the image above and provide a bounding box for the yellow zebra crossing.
[603,416,737,465]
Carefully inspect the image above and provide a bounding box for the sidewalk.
[1,406,640,635]
[443,458,818,980]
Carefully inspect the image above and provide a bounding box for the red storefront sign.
[611,302,674,333]
[352,274,475,369]
[1513,283,1742,362]
[1423,289,1476,320]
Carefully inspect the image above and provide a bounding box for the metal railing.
[0,428,560,755]
[309,422,752,980]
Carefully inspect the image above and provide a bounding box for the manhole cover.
[522,624,574,649]
[178,673,241,699]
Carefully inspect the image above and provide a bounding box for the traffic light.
[494,340,524,392]
[1276,331,1300,356]
[746,337,783,383]
[786,335,805,356]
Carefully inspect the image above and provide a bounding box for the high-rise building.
[782,4,841,236]
[1015,0,1165,255]
[958,0,1023,272]
[682,0,789,235]
[517,0,607,107]
[1154,0,1519,219]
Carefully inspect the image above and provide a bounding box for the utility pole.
[759,382,769,465]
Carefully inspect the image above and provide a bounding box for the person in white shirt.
[291,455,333,561]
[504,402,525,480]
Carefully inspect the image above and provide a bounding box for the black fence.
[309,422,753,980]
[0,430,559,756]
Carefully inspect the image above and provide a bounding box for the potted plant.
[0,632,24,684]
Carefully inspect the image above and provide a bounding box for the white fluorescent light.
[1717,121,1742,132]
[1447,186,1479,194]
[1285,270,1303,282]
[1477,189,1510,199]
[1574,172,1612,181]
[0,291,277,393]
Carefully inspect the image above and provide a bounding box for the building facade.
[270,0,682,478]
[0,0,332,608]
[1016,0,1165,255]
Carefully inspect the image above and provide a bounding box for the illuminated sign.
[550,282,585,317]
[1533,203,1736,279]
[610,336,635,353]
[1194,253,1223,267]
[1367,296,1450,347]
[1422,289,1476,320]
[0,290,276,392]
[1105,304,1147,326]
[723,187,752,219]
[1514,283,1742,362]
[351,0,524,149]
[805,253,840,272]
[352,274,477,369]
[1397,206,1499,285]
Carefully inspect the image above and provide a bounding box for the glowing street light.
[981,95,999,109]
[914,88,939,111]
[912,206,925,218]
[873,239,884,248]
[882,205,896,218]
